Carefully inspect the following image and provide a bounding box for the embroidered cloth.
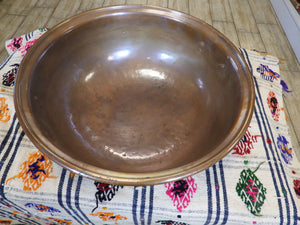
[0,29,299,225]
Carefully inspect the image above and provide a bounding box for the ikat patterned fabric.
[0,29,299,224]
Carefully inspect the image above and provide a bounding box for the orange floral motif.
[6,151,56,191]
[0,97,10,122]
[47,218,72,225]
[90,212,127,222]
[11,210,31,218]
[70,172,75,179]
[0,220,12,225]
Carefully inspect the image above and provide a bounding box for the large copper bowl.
[14,5,254,185]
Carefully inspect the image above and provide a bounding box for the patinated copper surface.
[14,5,255,185]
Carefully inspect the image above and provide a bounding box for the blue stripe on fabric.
[0,128,23,186]
[147,186,154,225]
[242,49,284,224]
[66,174,86,224]
[253,84,286,222]
[132,187,139,225]
[0,114,17,154]
[254,100,284,224]
[204,169,212,225]
[0,127,41,222]
[212,165,220,225]
[75,176,94,225]
[57,169,82,224]
[25,31,34,41]
[239,48,253,74]
[140,186,147,225]
[0,121,20,173]
[243,48,298,224]
[259,114,292,224]
[244,47,293,224]
[26,31,34,41]
[245,48,298,224]
[219,160,229,225]
[0,52,15,71]
[251,74,296,224]
[0,115,18,211]
[278,165,298,223]
[0,130,34,215]
[265,111,297,223]
[25,33,30,41]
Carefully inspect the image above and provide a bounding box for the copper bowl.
[14,5,254,185]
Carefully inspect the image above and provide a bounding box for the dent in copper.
[14,5,255,185]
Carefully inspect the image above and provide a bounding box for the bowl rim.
[14,5,255,186]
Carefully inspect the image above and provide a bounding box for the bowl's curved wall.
[15,5,254,185]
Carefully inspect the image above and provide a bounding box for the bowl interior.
[16,6,254,184]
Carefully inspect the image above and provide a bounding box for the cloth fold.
[0,29,299,225]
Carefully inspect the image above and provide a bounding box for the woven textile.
[0,29,299,225]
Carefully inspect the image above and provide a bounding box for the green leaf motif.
[38,27,50,32]
[236,169,266,216]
